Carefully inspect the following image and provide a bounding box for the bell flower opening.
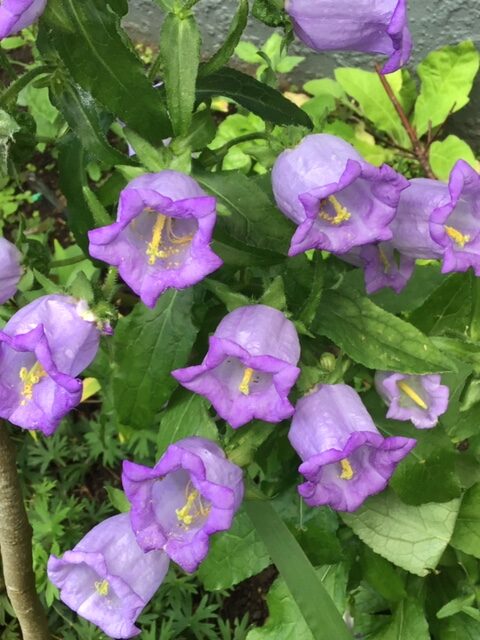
[122,437,244,573]
[172,305,301,428]
[344,242,415,294]
[375,371,450,429]
[288,384,416,512]
[48,513,169,639]
[88,171,223,308]
[272,134,408,258]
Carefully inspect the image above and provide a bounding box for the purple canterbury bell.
[88,171,223,308]
[288,384,416,512]
[0,295,101,435]
[375,371,449,429]
[0,237,22,303]
[48,514,169,639]
[272,134,408,258]
[286,0,412,74]
[122,437,244,573]
[172,305,301,428]
[0,0,47,38]
[344,241,415,294]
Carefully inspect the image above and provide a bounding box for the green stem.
[0,50,16,83]
[147,51,163,82]
[0,65,53,108]
[102,266,119,302]
[50,255,87,268]
[469,275,480,343]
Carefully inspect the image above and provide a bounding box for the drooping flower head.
[48,514,169,639]
[0,0,47,38]
[288,384,416,512]
[0,237,22,303]
[122,437,244,573]
[172,305,301,428]
[272,134,408,257]
[88,171,223,308]
[0,294,101,435]
[286,0,412,74]
[375,371,449,429]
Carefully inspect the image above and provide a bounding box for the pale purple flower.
[272,134,408,257]
[0,237,22,303]
[375,371,449,429]
[0,0,47,38]
[172,305,301,428]
[88,171,223,308]
[286,0,412,74]
[122,437,244,573]
[288,384,416,512]
[344,242,415,294]
[0,295,101,435]
[48,514,169,639]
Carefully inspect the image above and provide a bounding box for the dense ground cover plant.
[0,0,480,638]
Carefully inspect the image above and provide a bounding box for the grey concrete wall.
[125,0,480,147]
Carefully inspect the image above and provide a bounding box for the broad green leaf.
[450,484,480,558]
[304,78,345,100]
[437,595,480,621]
[199,0,249,78]
[197,509,270,591]
[313,285,454,374]
[17,84,61,140]
[361,548,406,603]
[156,389,218,458]
[40,0,171,144]
[124,128,169,172]
[160,13,201,136]
[246,499,353,640]
[105,486,130,513]
[225,420,276,467]
[430,135,479,182]
[413,41,479,137]
[259,275,286,310]
[342,490,460,576]
[334,67,410,147]
[203,278,250,311]
[370,599,430,640]
[113,290,198,430]
[196,67,312,128]
[195,170,294,255]
[439,614,480,639]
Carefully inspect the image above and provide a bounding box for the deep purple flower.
[88,171,223,308]
[0,0,47,38]
[0,295,101,435]
[288,384,416,512]
[122,437,244,573]
[0,237,22,303]
[272,134,408,257]
[48,514,169,639]
[286,0,412,74]
[344,242,415,294]
[172,305,301,428]
[375,371,449,429]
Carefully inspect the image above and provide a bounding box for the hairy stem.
[0,425,50,640]
[374,65,436,179]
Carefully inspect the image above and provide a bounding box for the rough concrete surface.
[125,0,480,147]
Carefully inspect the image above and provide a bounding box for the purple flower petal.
[288,384,416,512]
[0,237,22,303]
[122,437,244,573]
[172,305,301,428]
[0,0,47,38]
[344,242,415,294]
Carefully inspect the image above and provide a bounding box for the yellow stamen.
[176,490,200,527]
[319,196,351,225]
[339,458,354,480]
[444,225,470,248]
[239,367,254,395]
[146,214,168,265]
[95,580,109,597]
[378,247,391,273]
[166,218,194,245]
[19,362,47,405]
[397,380,428,410]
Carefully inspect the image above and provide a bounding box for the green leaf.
[225,420,276,467]
[430,135,479,182]
[246,499,353,640]
[195,170,294,255]
[252,0,284,27]
[361,548,406,603]
[203,278,250,311]
[197,509,270,591]
[196,67,312,128]
[450,483,480,558]
[105,486,130,513]
[113,290,198,429]
[156,389,218,458]
[342,490,460,576]
[124,128,169,172]
[413,41,480,137]
[160,13,201,136]
[40,0,171,144]
[439,614,480,639]
[303,78,345,100]
[334,68,410,147]
[259,275,286,310]
[370,599,430,640]
[312,284,454,374]
[199,0,249,78]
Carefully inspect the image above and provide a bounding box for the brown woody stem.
[0,425,50,640]
[375,64,436,179]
